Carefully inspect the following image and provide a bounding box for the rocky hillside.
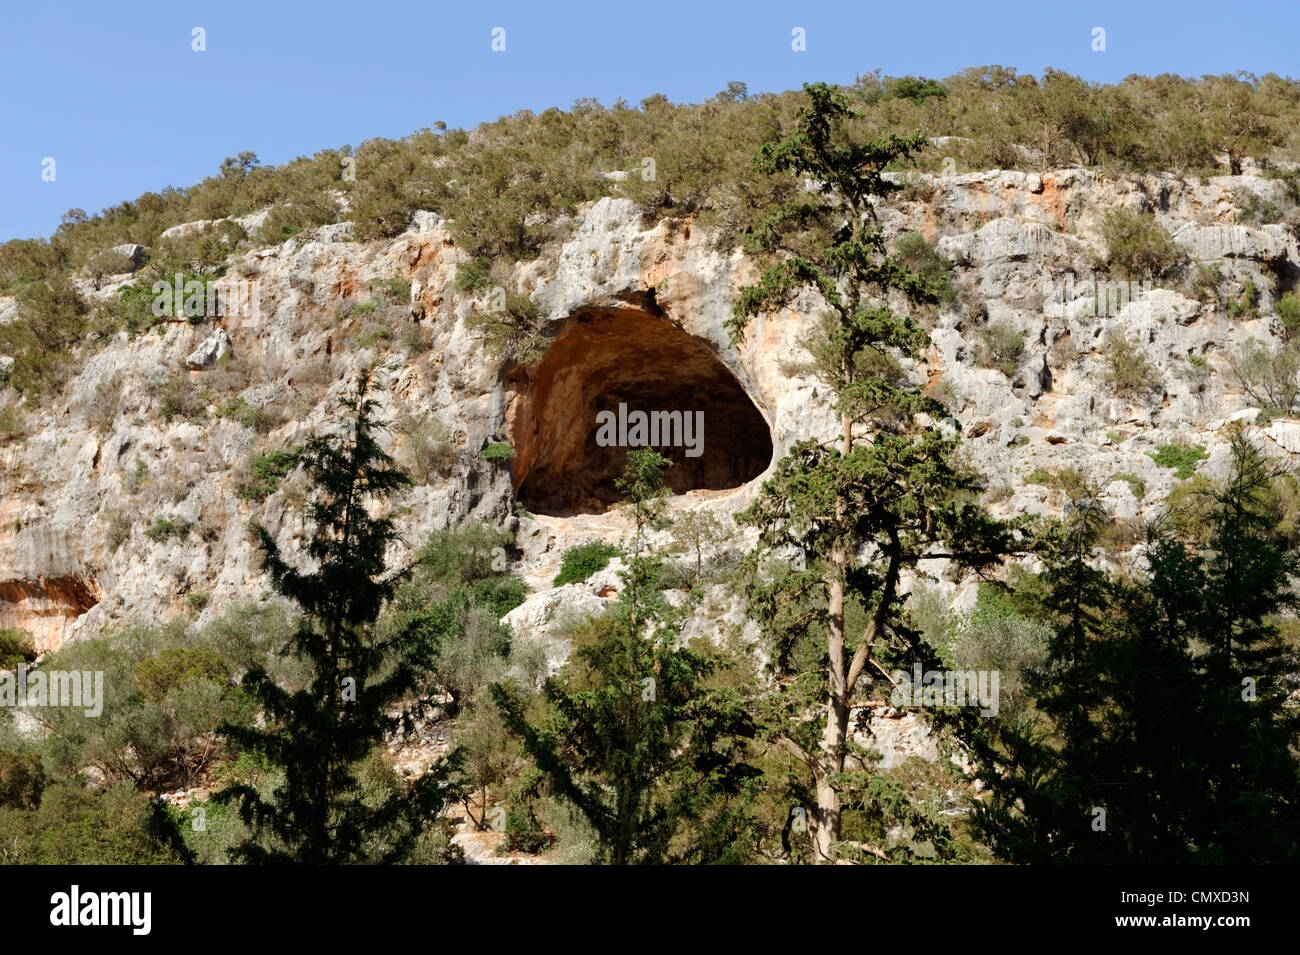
[2,163,1299,657]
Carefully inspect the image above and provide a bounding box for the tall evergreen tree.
[729,82,1013,860]
[216,375,459,863]
[492,450,760,864]
[975,434,1300,863]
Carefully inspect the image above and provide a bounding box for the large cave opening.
[506,307,773,516]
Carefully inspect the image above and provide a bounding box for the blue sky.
[2,0,1294,241]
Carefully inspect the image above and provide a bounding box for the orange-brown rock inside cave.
[506,308,773,516]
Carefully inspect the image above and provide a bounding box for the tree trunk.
[813,673,849,861]
[812,402,855,861]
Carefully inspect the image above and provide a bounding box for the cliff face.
[2,166,1297,652]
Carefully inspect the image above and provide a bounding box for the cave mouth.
[507,307,773,517]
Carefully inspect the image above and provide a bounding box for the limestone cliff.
[2,166,1297,655]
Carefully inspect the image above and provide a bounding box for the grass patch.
[1149,442,1208,479]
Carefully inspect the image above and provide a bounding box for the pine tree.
[216,375,459,863]
[975,434,1300,863]
[729,83,1014,860]
[491,450,760,864]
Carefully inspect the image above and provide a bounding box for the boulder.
[186,329,232,370]
[109,244,146,271]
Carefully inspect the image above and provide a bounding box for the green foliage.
[158,370,204,422]
[975,321,1025,376]
[385,523,529,718]
[0,783,191,864]
[1100,208,1186,279]
[1278,291,1300,340]
[481,442,516,462]
[1228,279,1261,318]
[885,76,949,102]
[501,769,555,854]
[893,232,956,307]
[973,437,1300,863]
[237,448,300,501]
[668,509,727,577]
[394,413,457,483]
[107,281,163,335]
[466,294,548,367]
[0,278,89,396]
[215,377,459,864]
[729,82,1016,861]
[492,457,760,864]
[373,274,412,304]
[144,515,192,542]
[1232,338,1300,418]
[0,747,46,810]
[939,587,1052,723]
[1103,331,1161,401]
[1113,471,1147,500]
[1025,467,1090,498]
[554,541,621,587]
[1149,441,1208,479]
[0,405,24,444]
[215,396,270,432]
[0,629,36,669]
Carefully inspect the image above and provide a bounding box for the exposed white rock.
[185,329,232,369]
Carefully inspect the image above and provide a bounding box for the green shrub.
[893,233,956,306]
[133,647,228,701]
[374,274,411,304]
[254,193,341,244]
[975,321,1025,376]
[1187,262,1223,304]
[0,782,191,864]
[454,259,491,294]
[0,629,36,670]
[0,406,24,444]
[144,515,192,542]
[482,442,516,463]
[501,771,554,854]
[1113,472,1148,500]
[107,282,162,335]
[938,586,1051,719]
[0,748,46,810]
[0,278,89,396]
[1231,338,1300,418]
[1149,442,1208,479]
[1025,467,1089,498]
[1100,208,1186,279]
[467,294,548,367]
[553,541,621,587]
[885,76,949,102]
[355,320,394,350]
[158,371,204,422]
[215,396,269,432]
[1277,290,1300,340]
[1178,353,1211,381]
[395,414,457,483]
[1103,331,1161,400]
[237,448,300,500]
[1228,279,1261,318]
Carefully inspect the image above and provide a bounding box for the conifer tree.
[216,374,459,863]
[975,435,1300,862]
[492,450,759,864]
[729,83,1014,860]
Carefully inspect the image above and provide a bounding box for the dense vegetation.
[2,76,1299,864]
[4,68,1300,401]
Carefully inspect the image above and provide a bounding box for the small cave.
[506,306,773,516]
[0,574,101,656]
